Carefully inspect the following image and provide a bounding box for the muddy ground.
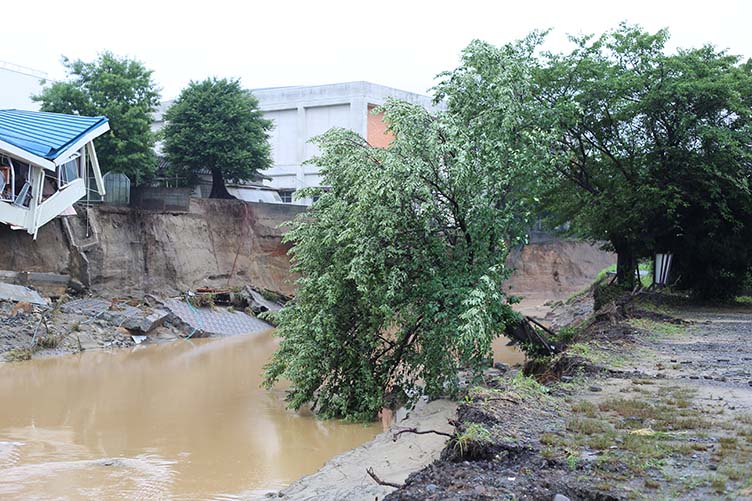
[386,295,752,500]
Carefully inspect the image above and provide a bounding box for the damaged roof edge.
[0,110,110,169]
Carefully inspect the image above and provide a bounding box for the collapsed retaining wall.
[0,199,305,297]
[0,200,613,299]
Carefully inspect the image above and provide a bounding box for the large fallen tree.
[263,36,553,421]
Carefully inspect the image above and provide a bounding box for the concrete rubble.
[0,283,49,306]
[1,284,280,362]
[161,298,272,337]
[61,299,169,334]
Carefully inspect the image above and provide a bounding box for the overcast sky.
[3,0,750,101]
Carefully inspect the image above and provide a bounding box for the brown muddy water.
[0,331,523,500]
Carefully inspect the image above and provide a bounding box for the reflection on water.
[0,332,379,500]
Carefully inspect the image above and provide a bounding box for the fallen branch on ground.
[392,427,453,442]
[366,467,402,488]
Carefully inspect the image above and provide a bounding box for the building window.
[59,156,80,186]
[279,190,294,203]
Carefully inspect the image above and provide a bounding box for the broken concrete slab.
[61,299,169,334]
[246,286,283,314]
[0,283,48,306]
[61,298,110,316]
[119,309,169,333]
[162,299,272,336]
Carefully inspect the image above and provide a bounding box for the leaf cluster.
[33,52,160,184]
[162,78,273,186]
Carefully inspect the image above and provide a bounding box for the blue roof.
[0,109,109,161]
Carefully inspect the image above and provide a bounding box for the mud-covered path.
[388,302,752,500]
[634,306,752,389]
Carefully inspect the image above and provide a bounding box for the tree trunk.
[614,240,636,289]
[209,168,235,199]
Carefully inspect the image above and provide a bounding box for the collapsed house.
[0,109,109,238]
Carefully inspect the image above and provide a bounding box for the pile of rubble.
[0,282,283,363]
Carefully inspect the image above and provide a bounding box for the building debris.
[0,283,48,306]
[60,298,168,334]
[161,298,271,337]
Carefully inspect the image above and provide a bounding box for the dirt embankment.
[0,199,305,298]
[388,296,752,500]
[506,237,614,318]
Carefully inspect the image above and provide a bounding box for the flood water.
[0,331,524,500]
[0,332,379,500]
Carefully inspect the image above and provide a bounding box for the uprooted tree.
[163,78,273,198]
[263,37,553,421]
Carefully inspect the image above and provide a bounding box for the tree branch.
[392,427,453,442]
[366,467,402,489]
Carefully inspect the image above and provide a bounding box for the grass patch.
[628,318,686,337]
[567,342,627,367]
[454,422,492,457]
[735,295,752,305]
[571,400,598,417]
[567,417,613,435]
[35,334,61,349]
[510,371,549,398]
[711,475,727,494]
[4,347,33,362]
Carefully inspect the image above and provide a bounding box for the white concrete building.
[253,81,437,205]
[0,61,47,111]
[154,81,438,205]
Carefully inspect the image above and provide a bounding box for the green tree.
[534,24,752,295]
[162,78,272,198]
[33,52,160,184]
[263,38,552,420]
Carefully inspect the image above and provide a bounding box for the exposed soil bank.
[0,199,305,297]
[387,297,752,500]
[0,201,612,302]
[269,399,458,501]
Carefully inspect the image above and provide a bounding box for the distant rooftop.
[251,81,437,111]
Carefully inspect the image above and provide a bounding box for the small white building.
[155,81,437,205]
[253,81,436,205]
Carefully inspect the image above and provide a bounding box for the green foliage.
[163,78,272,198]
[34,52,160,184]
[533,23,752,297]
[264,38,553,421]
[191,294,215,309]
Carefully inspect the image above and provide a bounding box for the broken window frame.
[0,156,16,202]
[57,153,82,188]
